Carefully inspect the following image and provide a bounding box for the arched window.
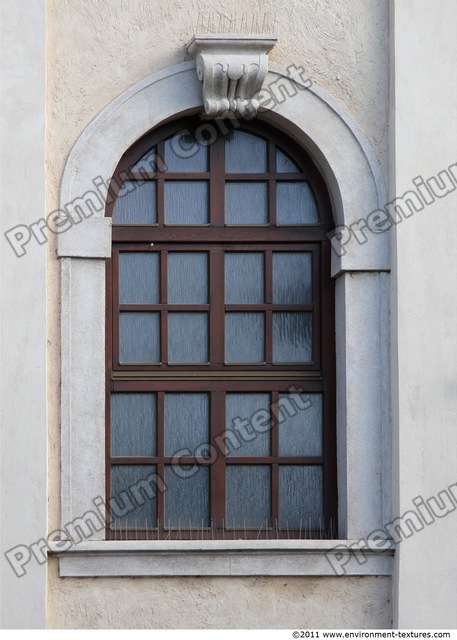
[105,116,336,540]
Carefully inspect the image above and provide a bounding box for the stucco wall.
[390,0,457,628]
[47,560,391,629]
[46,0,390,629]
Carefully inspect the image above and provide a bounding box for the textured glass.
[225,132,267,173]
[278,393,322,457]
[168,252,208,303]
[225,253,264,303]
[276,149,300,173]
[119,312,160,363]
[113,181,156,224]
[111,393,156,457]
[273,312,312,363]
[272,252,312,304]
[164,133,208,172]
[168,312,208,363]
[110,465,157,529]
[226,466,271,529]
[164,466,209,528]
[131,148,161,174]
[165,181,208,224]
[225,313,264,363]
[119,253,159,304]
[279,466,323,530]
[277,182,319,224]
[225,182,268,224]
[226,394,270,456]
[165,393,209,455]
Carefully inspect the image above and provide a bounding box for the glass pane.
[272,252,312,304]
[279,466,323,530]
[113,181,156,224]
[273,312,312,363]
[168,312,208,363]
[225,312,264,363]
[111,393,156,457]
[225,253,264,303]
[165,181,208,224]
[119,252,159,304]
[226,466,270,529]
[165,393,209,455]
[131,148,161,174]
[225,182,268,224]
[226,393,270,456]
[120,312,160,363]
[278,393,322,457]
[110,465,157,529]
[168,252,208,303]
[164,466,209,529]
[164,132,208,172]
[276,149,300,173]
[225,132,267,173]
[277,182,319,224]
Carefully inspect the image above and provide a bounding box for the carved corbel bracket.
[187,34,277,118]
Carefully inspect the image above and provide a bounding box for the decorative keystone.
[187,34,277,118]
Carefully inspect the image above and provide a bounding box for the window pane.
[273,252,312,304]
[113,181,156,224]
[277,182,318,224]
[131,148,161,174]
[168,252,208,303]
[225,252,264,303]
[120,312,160,363]
[225,182,268,224]
[225,132,267,173]
[225,312,264,363]
[226,393,270,456]
[168,312,208,363]
[119,252,159,304]
[226,465,270,529]
[276,149,300,173]
[164,132,208,172]
[279,466,323,530]
[278,393,322,457]
[165,181,208,224]
[164,466,209,529]
[110,465,157,529]
[165,393,209,455]
[273,312,312,363]
[111,393,156,457]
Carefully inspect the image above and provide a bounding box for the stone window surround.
[54,57,391,577]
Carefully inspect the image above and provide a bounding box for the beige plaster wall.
[47,560,392,629]
[46,0,390,628]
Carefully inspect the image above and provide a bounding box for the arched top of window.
[106,117,333,229]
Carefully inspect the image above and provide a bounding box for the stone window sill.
[48,540,394,577]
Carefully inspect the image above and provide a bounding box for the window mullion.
[210,390,226,532]
[156,391,165,532]
[209,134,225,226]
[160,251,168,364]
[209,248,224,365]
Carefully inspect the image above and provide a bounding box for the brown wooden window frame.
[105,116,336,540]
